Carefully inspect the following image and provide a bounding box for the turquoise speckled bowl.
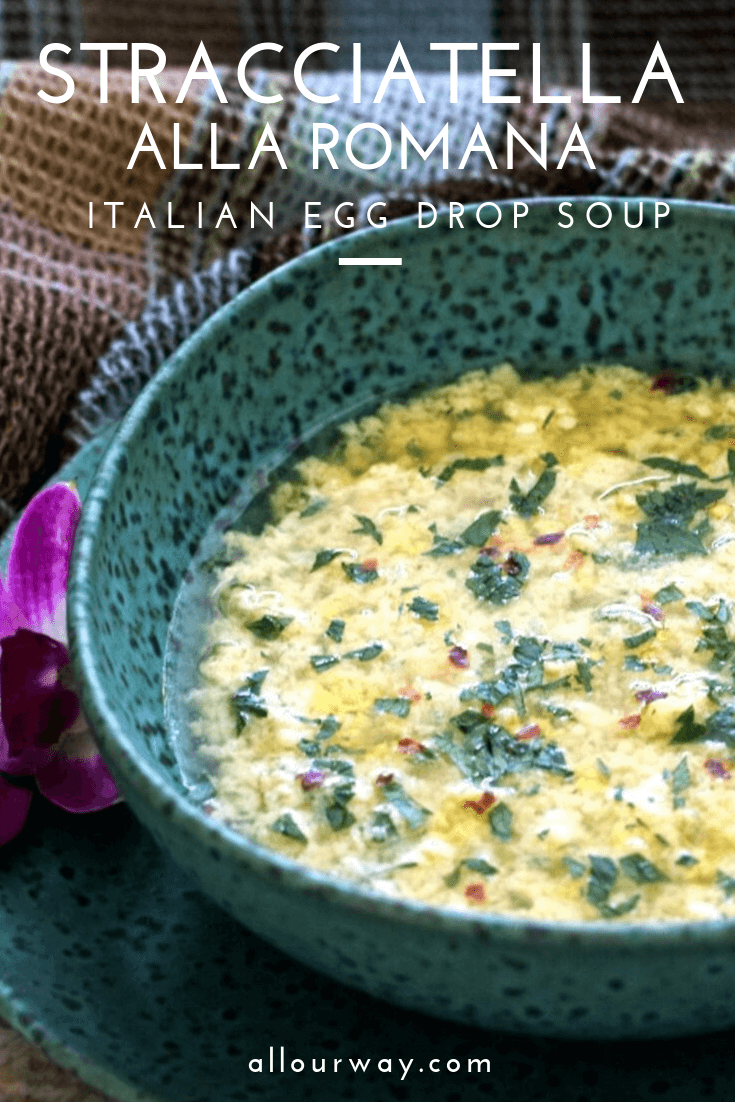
[69,198,735,1041]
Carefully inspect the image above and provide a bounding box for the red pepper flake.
[619,714,642,730]
[375,773,394,786]
[502,552,525,576]
[398,685,422,702]
[705,759,732,780]
[635,689,668,705]
[481,703,496,718]
[651,373,679,393]
[515,723,541,741]
[584,515,600,530]
[297,770,325,790]
[448,645,470,668]
[464,883,486,903]
[641,603,664,622]
[533,531,565,546]
[563,550,585,571]
[361,558,378,572]
[397,737,426,755]
[463,792,496,814]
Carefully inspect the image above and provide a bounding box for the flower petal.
[0,575,28,639]
[0,775,32,845]
[35,714,120,813]
[6,483,81,643]
[0,629,79,774]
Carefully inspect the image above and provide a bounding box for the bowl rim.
[69,195,735,946]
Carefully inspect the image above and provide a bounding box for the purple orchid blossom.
[0,483,119,844]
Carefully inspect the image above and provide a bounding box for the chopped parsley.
[619,853,667,884]
[381,780,431,829]
[642,456,710,480]
[367,810,397,843]
[344,643,383,662]
[436,709,570,786]
[716,870,735,898]
[489,802,513,841]
[623,628,657,649]
[231,670,269,732]
[312,549,344,571]
[408,595,439,621]
[445,857,498,887]
[509,454,558,517]
[466,551,531,605]
[324,783,356,831]
[374,697,411,718]
[670,706,706,744]
[352,515,383,544]
[634,481,726,558]
[300,498,328,517]
[246,614,292,640]
[271,813,306,842]
[424,523,465,557]
[575,659,595,692]
[654,583,684,604]
[671,757,691,795]
[436,455,504,483]
[310,654,340,673]
[460,510,503,548]
[584,856,640,918]
[325,618,345,643]
[342,561,379,583]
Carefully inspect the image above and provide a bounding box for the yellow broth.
[192,364,735,921]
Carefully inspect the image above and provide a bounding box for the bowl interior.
[70,196,735,869]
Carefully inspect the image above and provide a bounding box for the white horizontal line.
[339,257,403,266]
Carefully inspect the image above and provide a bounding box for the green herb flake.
[705,707,735,747]
[344,643,383,662]
[586,855,618,913]
[670,705,707,745]
[374,697,411,718]
[425,524,466,557]
[494,620,513,643]
[716,870,735,898]
[575,658,595,692]
[671,756,691,794]
[312,549,344,571]
[325,618,345,643]
[408,595,439,622]
[634,482,726,558]
[596,758,611,778]
[619,853,667,885]
[352,514,383,545]
[271,813,307,842]
[231,670,269,732]
[489,801,513,842]
[624,656,647,671]
[562,856,586,879]
[623,629,657,649]
[342,561,379,584]
[300,498,328,518]
[729,449,735,482]
[382,780,431,829]
[466,552,531,606]
[310,654,341,673]
[460,510,503,548]
[705,424,735,441]
[642,456,710,479]
[463,857,498,876]
[676,853,698,867]
[509,456,558,518]
[436,455,504,483]
[246,614,293,640]
[367,810,397,843]
[654,583,684,604]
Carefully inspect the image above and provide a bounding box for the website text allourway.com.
[245,1047,491,1081]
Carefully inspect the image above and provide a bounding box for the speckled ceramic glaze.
[69,198,735,1041]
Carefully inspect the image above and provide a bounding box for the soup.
[190,363,735,922]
